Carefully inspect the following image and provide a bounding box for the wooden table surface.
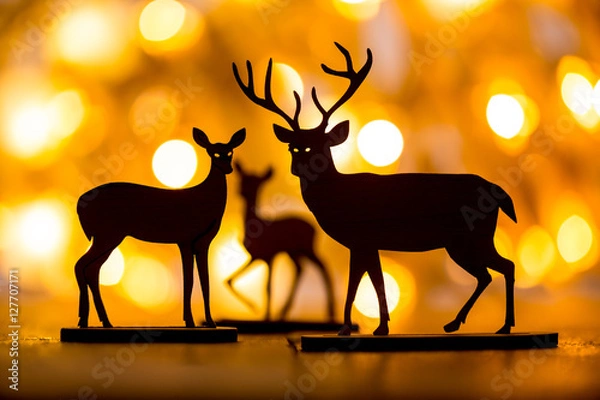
[2,329,599,400]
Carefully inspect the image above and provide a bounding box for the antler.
[312,42,373,129]
[232,59,302,130]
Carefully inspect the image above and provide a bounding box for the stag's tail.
[495,185,517,223]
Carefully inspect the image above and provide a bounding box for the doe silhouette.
[233,43,517,336]
[226,162,334,321]
[74,128,245,328]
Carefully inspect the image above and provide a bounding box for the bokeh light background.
[1,0,600,336]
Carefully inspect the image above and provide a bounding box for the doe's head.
[193,127,246,174]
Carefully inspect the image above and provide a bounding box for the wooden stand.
[301,332,558,352]
[216,320,358,334]
[60,327,238,343]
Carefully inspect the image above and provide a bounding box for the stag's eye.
[304,147,311,152]
[227,151,233,156]
[292,148,299,153]
[214,153,220,158]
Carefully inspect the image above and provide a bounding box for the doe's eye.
[292,148,299,153]
[214,153,220,158]
[227,151,233,156]
[304,147,311,152]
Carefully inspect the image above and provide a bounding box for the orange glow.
[517,226,556,287]
[120,256,178,310]
[333,0,382,21]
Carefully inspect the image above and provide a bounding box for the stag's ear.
[193,128,211,148]
[327,120,350,146]
[263,166,274,180]
[228,128,246,148]
[273,124,294,143]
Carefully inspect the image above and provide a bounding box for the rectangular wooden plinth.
[301,332,559,352]
[216,320,358,334]
[60,327,238,343]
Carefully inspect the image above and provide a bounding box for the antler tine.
[314,43,373,128]
[232,59,300,130]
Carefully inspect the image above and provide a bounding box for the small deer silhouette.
[74,128,246,328]
[233,43,517,336]
[226,162,335,321]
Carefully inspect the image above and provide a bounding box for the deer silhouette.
[74,128,246,328]
[226,162,335,321]
[233,43,517,336]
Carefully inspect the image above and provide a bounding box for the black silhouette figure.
[74,128,246,328]
[233,43,517,336]
[226,162,335,321]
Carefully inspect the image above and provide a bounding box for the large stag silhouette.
[74,128,245,328]
[233,43,517,336]
[226,162,334,321]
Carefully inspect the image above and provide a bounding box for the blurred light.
[152,140,198,188]
[561,73,594,115]
[139,0,186,41]
[354,271,400,318]
[8,104,51,158]
[16,200,68,259]
[494,227,514,260]
[486,94,525,139]
[357,120,404,167]
[527,4,579,62]
[47,90,86,139]
[422,0,490,21]
[129,86,181,138]
[99,248,125,286]
[121,256,176,309]
[594,80,600,115]
[55,5,129,67]
[557,215,593,264]
[273,63,304,114]
[518,226,556,285]
[333,0,381,21]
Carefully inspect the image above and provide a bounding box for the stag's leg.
[366,256,390,336]
[339,249,370,336]
[75,238,120,328]
[194,243,216,328]
[444,245,492,333]
[279,253,302,321]
[488,251,515,334]
[226,258,260,313]
[305,251,335,322]
[179,244,195,328]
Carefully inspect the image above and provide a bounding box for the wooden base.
[60,327,238,343]
[216,319,358,334]
[301,332,559,352]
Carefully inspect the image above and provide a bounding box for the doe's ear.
[234,161,243,174]
[193,127,211,148]
[273,124,294,143]
[228,128,246,148]
[326,120,350,146]
[263,166,274,180]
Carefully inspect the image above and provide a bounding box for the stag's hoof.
[373,323,389,336]
[102,320,113,328]
[496,324,512,334]
[185,320,195,328]
[78,318,88,328]
[338,324,352,336]
[443,319,462,333]
[202,320,217,328]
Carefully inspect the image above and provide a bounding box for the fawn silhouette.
[226,162,335,321]
[233,43,517,336]
[74,128,246,328]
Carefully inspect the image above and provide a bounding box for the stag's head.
[233,43,372,180]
